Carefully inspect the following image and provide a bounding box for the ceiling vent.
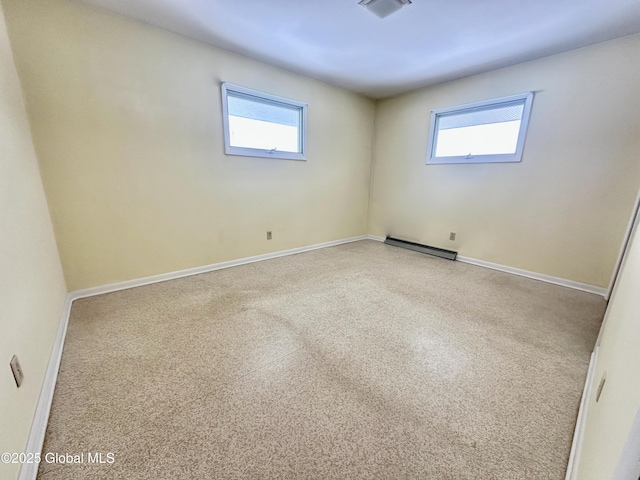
[358,0,412,19]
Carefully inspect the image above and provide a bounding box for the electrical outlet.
[10,355,23,388]
[267,231,272,240]
[449,232,456,241]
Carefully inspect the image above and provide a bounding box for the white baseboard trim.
[370,232,602,478]
[366,235,606,297]
[19,233,602,480]
[70,235,370,301]
[18,294,73,480]
[366,234,386,242]
[457,256,607,297]
[565,347,599,480]
[19,234,369,480]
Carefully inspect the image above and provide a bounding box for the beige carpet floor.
[38,240,605,479]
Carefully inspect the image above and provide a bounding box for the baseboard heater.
[384,236,457,261]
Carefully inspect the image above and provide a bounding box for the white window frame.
[426,92,534,165]
[221,82,308,161]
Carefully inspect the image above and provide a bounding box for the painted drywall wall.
[0,1,68,479]
[2,0,375,291]
[368,35,640,288]
[575,207,640,478]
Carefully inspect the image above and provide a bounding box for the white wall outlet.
[449,232,456,241]
[10,355,24,388]
[267,231,272,240]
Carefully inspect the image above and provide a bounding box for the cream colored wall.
[369,35,640,288]
[0,1,68,479]
[2,1,640,477]
[6,0,638,293]
[575,208,640,478]
[2,0,375,291]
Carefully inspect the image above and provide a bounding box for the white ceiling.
[79,0,640,98]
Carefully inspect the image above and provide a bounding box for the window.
[426,92,534,165]
[221,83,307,161]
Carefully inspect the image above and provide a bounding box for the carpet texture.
[37,240,605,479]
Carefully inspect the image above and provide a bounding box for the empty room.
[2,0,640,478]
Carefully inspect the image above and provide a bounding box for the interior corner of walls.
[366,38,640,294]
[365,234,385,242]
[4,0,381,291]
[1,0,68,295]
[364,100,381,234]
[1,2,71,473]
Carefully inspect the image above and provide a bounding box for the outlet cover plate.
[10,355,24,388]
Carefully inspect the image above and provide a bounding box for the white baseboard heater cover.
[384,236,457,260]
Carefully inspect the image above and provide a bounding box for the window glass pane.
[228,116,299,152]
[435,101,525,158]
[435,120,521,157]
[227,92,301,153]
